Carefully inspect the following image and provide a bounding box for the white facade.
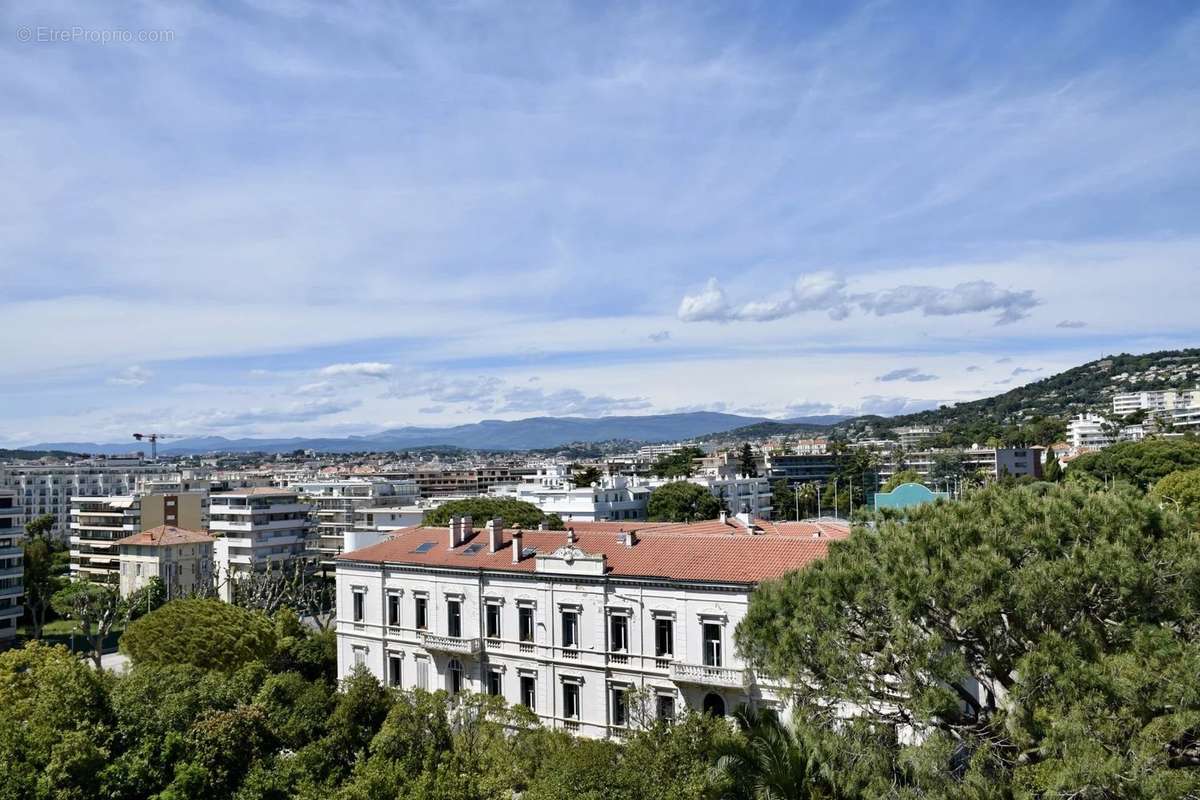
[69,495,140,582]
[0,489,23,648]
[0,459,161,538]
[497,467,652,523]
[1067,413,1116,452]
[1111,387,1200,417]
[336,523,796,738]
[211,488,313,600]
[297,479,418,565]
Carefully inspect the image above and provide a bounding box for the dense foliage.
[422,497,565,530]
[1153,467,1200,514]
[1,614,742,800]
[738,482,1200,798]
[880,469,923,492]
[649,446,705,478]
[1068,436,1200,488]
[647,480,723,521]
[121,599,278,670]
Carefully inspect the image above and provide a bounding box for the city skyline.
[4,2,1200,444]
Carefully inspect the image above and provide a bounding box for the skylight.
[413,541,436,553]
[521,547,537,558]
[462,543,484,555]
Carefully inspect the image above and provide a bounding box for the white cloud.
[496,387,651,416]
[107,365,153,387]
[318,362,393,379]
[679,273,1038,326]
[648,330,671,342]
[179,399,360,429]
[1057,320,1087,328]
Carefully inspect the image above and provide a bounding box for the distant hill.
[834,348,1200,446]
[23,411,833,455]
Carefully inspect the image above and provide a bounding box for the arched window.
[702,692,726,717]
[448,658,463,694]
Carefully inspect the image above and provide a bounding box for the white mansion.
[335,515,845,737]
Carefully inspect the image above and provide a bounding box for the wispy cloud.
[1056,320,1087,329]
[878,367,938,383]
[106,365,153,387]
[318,362,393,379]
[679,273,1037,326]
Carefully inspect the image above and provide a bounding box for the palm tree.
[708,707,823,800]
[795,484,817,519]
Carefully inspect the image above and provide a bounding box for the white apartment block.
[297,479,418,566]
[69,496,140,582]
[496,467,652,523]
[893,426,942,449]
[1111,387,1200,417]
[0,459,161,538]
[877,446,1042,484]
[1067,414,1115,452]
[336,517,839,737]
[353,506,426,531]
[0,490,23,648]
[211,488,313,600]
[116,525,215,599]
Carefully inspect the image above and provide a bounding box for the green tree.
[51,580,127,668]
[25,513,56,538]
[880,469,924,492]
[1043,451,1063,482]
[126,576,167,620]
[709,707,824,800]
[1069,437,1200,489]
[572,465,604,486]
[22,531,69,638]
[650,446,705,478]
[738,443,758,478]
[771,480,796,521]
[647,481,722,522]
[1152,467,1200,514]
[121,599,277,671]
[422,497,564,529]
[737,482,1200,797]
[0,642,114,800]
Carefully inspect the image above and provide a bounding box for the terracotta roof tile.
[339,522,840,584]
[115,525,214,547]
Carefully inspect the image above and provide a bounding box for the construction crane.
[131,432,185,461]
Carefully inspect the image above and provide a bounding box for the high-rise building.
[69,491,206,583]
[0,459,161,538]
[0,489,23,649]
[210,488,312,601]
[296,479,417,567]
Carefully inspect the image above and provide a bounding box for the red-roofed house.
[116,525,215,599]
[336,514,845,738]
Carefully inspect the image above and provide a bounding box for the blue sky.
[3,1,1199,444]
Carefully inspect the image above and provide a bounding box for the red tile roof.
[115,525,214,547]
[338,522,842,584]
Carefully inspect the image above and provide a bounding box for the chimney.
[487,518,503,553]
[567,527,576,546]
[447,515,460,549]
[461,515,473,539]
[622,528,637,548]
[537,522,546,531]
[719,509,728,525]
[511,527,523,563]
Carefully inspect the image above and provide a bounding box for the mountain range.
[23,412,847,455]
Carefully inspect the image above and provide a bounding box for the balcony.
[670,661,745,689]
[0,604,23,619]
[0,585,23,600]
[419,633,482,655]
[0,546,23,558]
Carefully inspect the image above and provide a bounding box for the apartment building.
[297,479,419,566]
[1067,414,1115,452]
[0,459,161,538]
[353,506,425,531]
[496,467,652,522]
[69,491,206,583]
[116,525,214,599]
[0,490,23,648]
[1111,387,1200,416]
[210,488,313,600]
[412,468,517,497]
[765,453,841,487]
[893,426,942,449]
[336,518,839,737]
[878,446,1041,483]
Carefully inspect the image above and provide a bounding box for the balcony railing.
[419,633,482,655]
[670,661,745,688]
